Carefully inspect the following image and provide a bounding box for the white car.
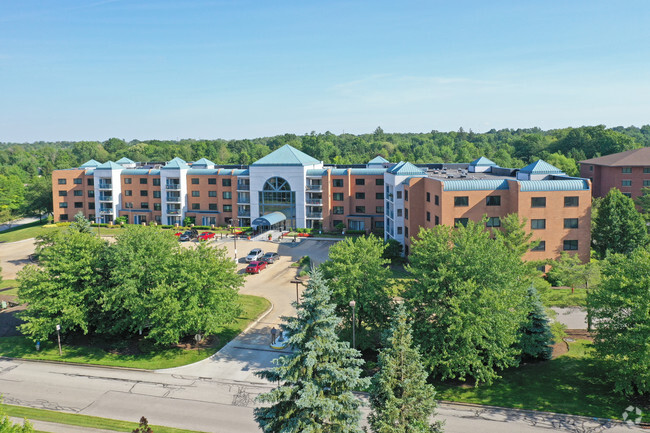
[245,248,264,262]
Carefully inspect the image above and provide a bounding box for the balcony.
[166,183,181,190]
[167,209,181,215]
[306,198,323,205]
[306,184,322,191]
[98,194,113,201]
[99,208,113,215]
[238,210,251,217]
[237,197,250,204]
[98,182,112,189]
[306,212,323,219]
[237,183,250,191]
[166,196,181,202]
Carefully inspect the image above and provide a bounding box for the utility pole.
[56,324,62,356]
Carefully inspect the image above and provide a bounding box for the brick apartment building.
[53,145,592,262]
[579,147,650,199]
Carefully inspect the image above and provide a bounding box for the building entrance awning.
[251,211,287,229]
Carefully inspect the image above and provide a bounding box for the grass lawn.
[0,222,56,243]
[0,294,270,369]
[541,287,588,307]
[0,279,18,296]
[436,340,631,420]
[3,404,207,433]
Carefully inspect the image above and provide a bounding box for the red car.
[197,232,216,241]
[246,261,267,274]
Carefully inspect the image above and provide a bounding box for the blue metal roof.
[96,161,124,169]
[443,179,510,191]
[469,156,497,167]
[162,157,190,170]
[330,168,349,176]
[231,169,249,176]
[519,179,589,192]
[306,169,328,176]
[192,158,215,166]
[368,155,389,165]
[519,159,563,174]
[349,168,387,175]
[122,169,161,175]
[80,159,101,168]
[116,157,135,164]
[251,211,287,228]
[251,144,321,166]
[187,169,220,175]
[387,161,426,176]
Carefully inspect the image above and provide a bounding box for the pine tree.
[254,269,369,433]
[368,304,443,433]
[518,285,554,361]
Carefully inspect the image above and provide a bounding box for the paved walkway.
[9,417,118,433]
[0,216,40,232]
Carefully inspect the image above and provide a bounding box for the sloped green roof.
[520,159,563,174]
[387,161,426,176]
[96,161,123,169]
[443,179,510,191]
[80,159,101,168]
[368,155,389,165]
[251,144,321,166]
[116,157,135,164]
[519,179,589,192]
[162,157,190,170]
[469,156,497,167]
[306,169,328,176]
[193,158,215,166]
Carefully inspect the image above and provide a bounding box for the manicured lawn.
[541,287,588,307]
[0,294,270,369]
[0,222,56,243]
[0,279,18,296]
[436,340,631,420]
[4,404,207,433]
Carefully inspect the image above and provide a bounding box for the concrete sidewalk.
[0,216,40,232]
[9,416,119,433]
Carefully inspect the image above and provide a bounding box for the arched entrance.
[258,177,296,229]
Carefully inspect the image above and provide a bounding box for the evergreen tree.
[368,304,443,433]
[254,270,369,433]
[70,211,92,234]
[592,188,648,258]
[518,285,554,361]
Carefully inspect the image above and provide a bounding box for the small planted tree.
[70,211,93,233]
[518,285,554,361]
[254,270,369,432]
[368,304,443,433]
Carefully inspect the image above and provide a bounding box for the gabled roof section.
[519,179,589,192]
[519,159,564,174]
[469,156,497,167]
[580,147,650,166]
[387,161,426,176]
[116,157,135,164]
[443,179,509,191]
[368,155,389,165]
[80,159,101,168]
[192,158,215,166]
[251,144,321,166]
[162,157,189,170]
[96,161,124,170]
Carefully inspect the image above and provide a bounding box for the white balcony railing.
[306,184,322,191]
[306,212,323,218]
[166,183,181,190]
[166,196,181,202]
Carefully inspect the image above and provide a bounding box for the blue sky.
[1,0,649,142]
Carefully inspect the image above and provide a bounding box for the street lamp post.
[56,324,62,356]
[349,300,356,350]
[291,280,301,305]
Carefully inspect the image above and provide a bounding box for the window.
[209,203,218,210]
[405,209,409,220]
[405,227,409,238]
[333,179,344,187]
[563,240,579,251]
[154,203,161,211]
[396,191,402,199]
[426,192,430,202]
[426,211,431,222]
[73,190,83,196]
[59,202,68,208]
[59,191,67,196]
[57,179,67,185]
[622,167,632,173]
[434,195,439,205]
[333,193,344,201]
[153,178,160,186]
[60,214,68,221]
[564,196,579,207]
[376,178,384,186]
[140,190,148,196]
[124,178,132,184]
[192,203,200,210]
[355,178,365,186]
[531,241,546,251]
[355,192,365,199]
[192,191,200,197]
[88,190,94,198]
[333,219,343,227]
[589,165,593,171]
[87,178,94,186]
[404,191,409,201]
[223,204,232,212]
[623,192,632,198]
[486,217,501,227]
[531,219,546,230]
[124,190,132,196]
[454,196,469,207]
[355,206,365,214]
[644,167,650,174]
[333,206,344,214]
[73,178,82,184]
[454,218,469,227]
[374,220,384,228]
[74,202,83,208]
[209,191,217,197]
[124,202,133,208]
[397,209,402,217]
[208,178,216,185]
[564,218,579,229]
[397,227,403,235]
[376,192,384,200]
[141,202,149,209]
[644,180,650,187]
[191,178,199,185]
[486,196,501,206]
[89,203,95,210]
[140,178,148,184]
[223,191,232,199]
[531,197,546,207]
[435,215,439,225]
[222,178,232,187]
[622,180,632,187]
[153,191,161,198]
[376,206,384,214]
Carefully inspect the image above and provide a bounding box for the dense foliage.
[254,270,368,433]
[517,286,554,361]
[18,225,243,346]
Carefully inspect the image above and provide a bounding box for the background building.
[580,147,650,199]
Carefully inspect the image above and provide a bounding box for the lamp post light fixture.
[291,280,301,305]
[56,324,62,356]
[349,300,356,350]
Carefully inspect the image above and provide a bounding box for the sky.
[1,0,649,142]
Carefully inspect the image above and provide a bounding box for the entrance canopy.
[251,211,287,229]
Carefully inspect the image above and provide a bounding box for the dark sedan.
[261,252,280,264]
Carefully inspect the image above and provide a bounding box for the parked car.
[245,248,264,262]
[197,232,216,241]
[179,229,198,242]
[261,252,280,264]
[245,261,267,274]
